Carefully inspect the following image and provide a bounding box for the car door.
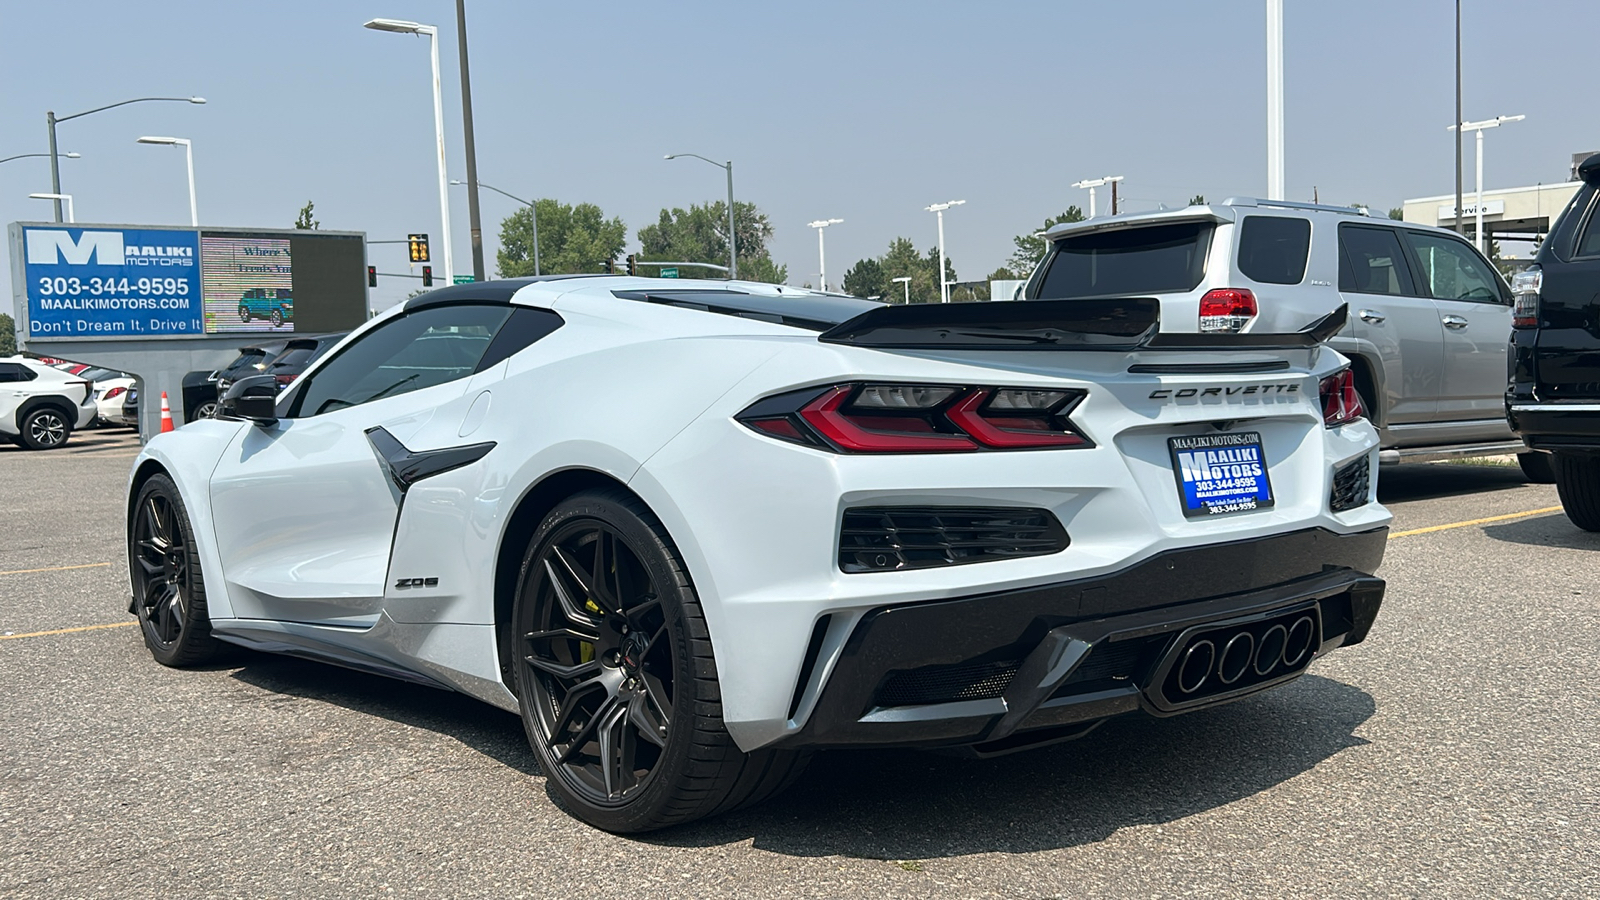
[1400,229,1514,427]
[1338,224,1442,424]
[208,302,513,626]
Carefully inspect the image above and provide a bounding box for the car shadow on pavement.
[224,650,541,777]
[1376,462,1531,504]
[1483,512,1600,550]
[649,673,1374,859]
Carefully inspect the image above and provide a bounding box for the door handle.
[1358,309,1386,324]
[1442,315,1469,329]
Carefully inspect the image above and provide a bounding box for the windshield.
[1034,222,1213,299]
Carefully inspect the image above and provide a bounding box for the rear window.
[270,344,317,367]
[1237,216,1310,284]
[1034,222,1212,299]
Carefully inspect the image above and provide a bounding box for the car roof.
[1041,197,1476,244]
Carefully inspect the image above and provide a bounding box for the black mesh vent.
[840,506,1069,573]
[1330,455,1371,513]
[876,660,1019,707]
[1051,636,1171,699]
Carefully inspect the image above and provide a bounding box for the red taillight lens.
[102,386,126,400]
[1199,288,1258,334]
[800,386,977,452]
[741,383,1089,453]
[274,373,297,387]
[1319,368,1365,427]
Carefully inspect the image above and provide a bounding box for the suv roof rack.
[1222,197,1372,217]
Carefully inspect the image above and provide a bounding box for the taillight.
[738,383,1090,453]
[274,373,297,387]
[102,386,127,400]
[1319,368,1365,427]
[1199,288,1258,334]
[1511,266,1541,328]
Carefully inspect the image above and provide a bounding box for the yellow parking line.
[0,562,112,576]
[1389,506,1563,539]
[0,621,137,641]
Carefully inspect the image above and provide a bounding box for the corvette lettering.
[1150,383,1300,399]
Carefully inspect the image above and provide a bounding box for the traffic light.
[626,254,637,276]
[408,233,430,263]
[422,265,433,287]
[368,266,378,287]
[603,258,615,274]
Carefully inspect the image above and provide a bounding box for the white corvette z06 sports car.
[126,276,1390,832]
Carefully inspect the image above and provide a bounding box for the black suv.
[1507,153,1600,529]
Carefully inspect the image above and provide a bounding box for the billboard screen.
[11,223,367,341]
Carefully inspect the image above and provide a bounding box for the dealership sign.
[1437,199,1505,222]
[21,226,202,337]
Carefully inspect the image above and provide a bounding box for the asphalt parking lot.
[2,435,1596,899]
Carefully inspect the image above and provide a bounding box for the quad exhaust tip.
[1173,614,1318,696]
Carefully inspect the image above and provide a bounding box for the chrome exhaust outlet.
[1176,639,1215,694]
[1254,624,1288,676]
[1283,616,1315,667]
[1217,632,1254,685]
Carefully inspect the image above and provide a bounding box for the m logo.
[26,229,125,266]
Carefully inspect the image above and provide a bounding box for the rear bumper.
[775,525,1386,755]
[1507,403,1600,454]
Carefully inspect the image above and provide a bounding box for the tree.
[498,199,627,277]
[294,201,319,230]
[636,201,786,283]
[1388,207,1405,221]
[0,313,15,356]
[841,237,954,304]
[1006,206,1084,275]
[1190,195,1206,206]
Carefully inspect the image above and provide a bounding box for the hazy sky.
[3,0,1593,318]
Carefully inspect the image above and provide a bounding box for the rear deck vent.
[1330,455,1371,513]
[839,506,1068,572]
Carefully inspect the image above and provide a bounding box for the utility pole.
[1266,0,1284,200]
[1111,179,1119,215]
[456,0,486,282]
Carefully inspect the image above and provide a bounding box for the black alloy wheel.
[130,475,221,666]
[512,490,811,832]
[20,408,70,450]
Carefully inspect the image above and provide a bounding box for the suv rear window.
[1034,222,1212,299]
[1237,216,1310,284]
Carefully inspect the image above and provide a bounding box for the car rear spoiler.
[818,300,1347,352]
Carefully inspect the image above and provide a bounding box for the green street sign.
[660,267,679,279]
[453,275,475,284]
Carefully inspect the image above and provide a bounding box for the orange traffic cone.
[159,392,175,433]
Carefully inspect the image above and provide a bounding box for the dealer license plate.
[1168,431,1274,518]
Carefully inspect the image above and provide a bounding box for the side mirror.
[220,374,280,426]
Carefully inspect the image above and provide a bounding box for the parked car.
[1507,153,1600,526]
[1030,198,1530,473]
[126,277,1389,832]
[0,356,97,449]
[238,287,293,327]
[90,373,138,427]
[122,384,139,429]
[260,332,347,388]
[185,340,295,421]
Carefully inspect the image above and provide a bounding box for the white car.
[125,276,1392,832]
[91,374,138,427]
[0,356,98,449]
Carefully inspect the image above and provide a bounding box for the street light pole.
[1454,0,1463,236]
[892,275,911,305]
[1266,0,1284,200]
[365,18,454,284]
[44,96,204,223]
[455,0,486,283]
[808,218,842,291]
[137,137,196,226]
[0,152,78,166]
[1448,115,1524,253]
[455,178,538,275]
[665,153,736,279]
[925,200,965,304]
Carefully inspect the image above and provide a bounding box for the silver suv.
[1026,198,1529,473]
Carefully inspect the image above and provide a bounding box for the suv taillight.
[274,373,297,387]
[102,386,127,400]
[1511,266,1541,328]
[1319,368,1365,427]
[738,383,1090,453]
[1199,288,1258,334]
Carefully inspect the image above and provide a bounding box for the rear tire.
[1553,453,1600,532]
[19,407,71,450]
[511,488,809,832]
[1518,451,1556,484]
[192,400,219,420]
[130,474,224,666]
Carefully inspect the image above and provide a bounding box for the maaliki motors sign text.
[22,227,202,337]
